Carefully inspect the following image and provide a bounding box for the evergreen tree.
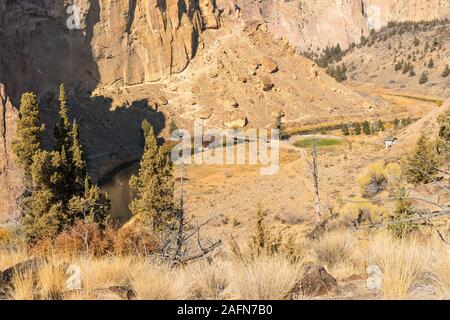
[418,72,428,84]
[67,177,110,226]
[436,109,450,161]
[362,121,371,135]
[393,118,400,128]
[15,85,110,242]
[427,58,434,68]
[403,133,440,184]
[341,124,350,136]
[129,120,175,231]
[24,150,65,242]
[53,84,76,200]
[388,189,418,238]
[442,64,450,78]
[354,122,362,135]
[70,120,88,191]
[377,120,385,132]
[12,93,45,179]
[54,84,72,153]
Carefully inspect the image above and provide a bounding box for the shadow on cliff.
[40,91,166,182]
[0,1,166,181]
[1,1,100,104]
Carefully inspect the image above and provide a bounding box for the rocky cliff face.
[218,0,450,51]
[0,0,218,219]
[0,0,218,103]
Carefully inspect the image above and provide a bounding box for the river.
[99,162,139,224]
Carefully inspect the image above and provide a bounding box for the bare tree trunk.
[310,136,321,223]
[173,161,185,263]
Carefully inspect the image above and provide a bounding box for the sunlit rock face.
[216,0,450,51]
[0,0,218,219]
[0,0,218,102]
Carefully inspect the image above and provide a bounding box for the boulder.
[155,95,169,106]
[301,264,338,296]
[261,76,275,92]
[198,108,213,120]
[261,57,278,73]
[0,257,46,288]
[94,285,136,300]
[224,111,248,129]
[219,97,239,109]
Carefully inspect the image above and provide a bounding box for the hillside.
[334,20,450,98]
[1,0,450,302]
[217,0,450,51]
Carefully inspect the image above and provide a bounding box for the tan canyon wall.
[218,0,450,51]
[0,0,218,220]
[0,0,218,102]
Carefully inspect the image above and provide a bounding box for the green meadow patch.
[294,138,343,148]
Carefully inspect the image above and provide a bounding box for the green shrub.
[418,72,428,84]
[388,190,418,238]
[442,64,450,78]
[403,133,440,184]
[341,124,350,136]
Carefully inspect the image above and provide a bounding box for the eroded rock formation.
[0,0,218,103]
[217,0,450,51]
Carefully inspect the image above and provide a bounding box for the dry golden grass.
[10,269,35,300]
[37,262,67,300]
[130,262,188,300]
[3,227,450,300]
[0,247,30,271]
[182,260,228,299]
[225,255,302,300]
[313,230,354,268]
[357,161,387,193]
[366,232,432,299]
[431,241,450,296]
[78,256,133,293]
[339,200,387,222]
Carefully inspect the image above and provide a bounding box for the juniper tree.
[362,121,371,135]
[12,93,45,179]
[377,120,385,132]
[16,85,110,242]
[54,84,72,153]
[354,122,362,135]
[388,189,418,238]
[442,64,450,78]
[23,150,64,241]
[341,124,350,136]
[70,120,88,192]
[419,72,428,84]
[53,84,76,200]
[67,177,110,226]
[393,118,400,128]
[129,120,175,231]
[436,109,450,161]
[428,58,434,69]
[403,133,440,184]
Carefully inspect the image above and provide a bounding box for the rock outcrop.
[0,0,218,219]
[301,264,338,297]
[217,0,450,51]
[0,84,20,222]
[0,0,218,103]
